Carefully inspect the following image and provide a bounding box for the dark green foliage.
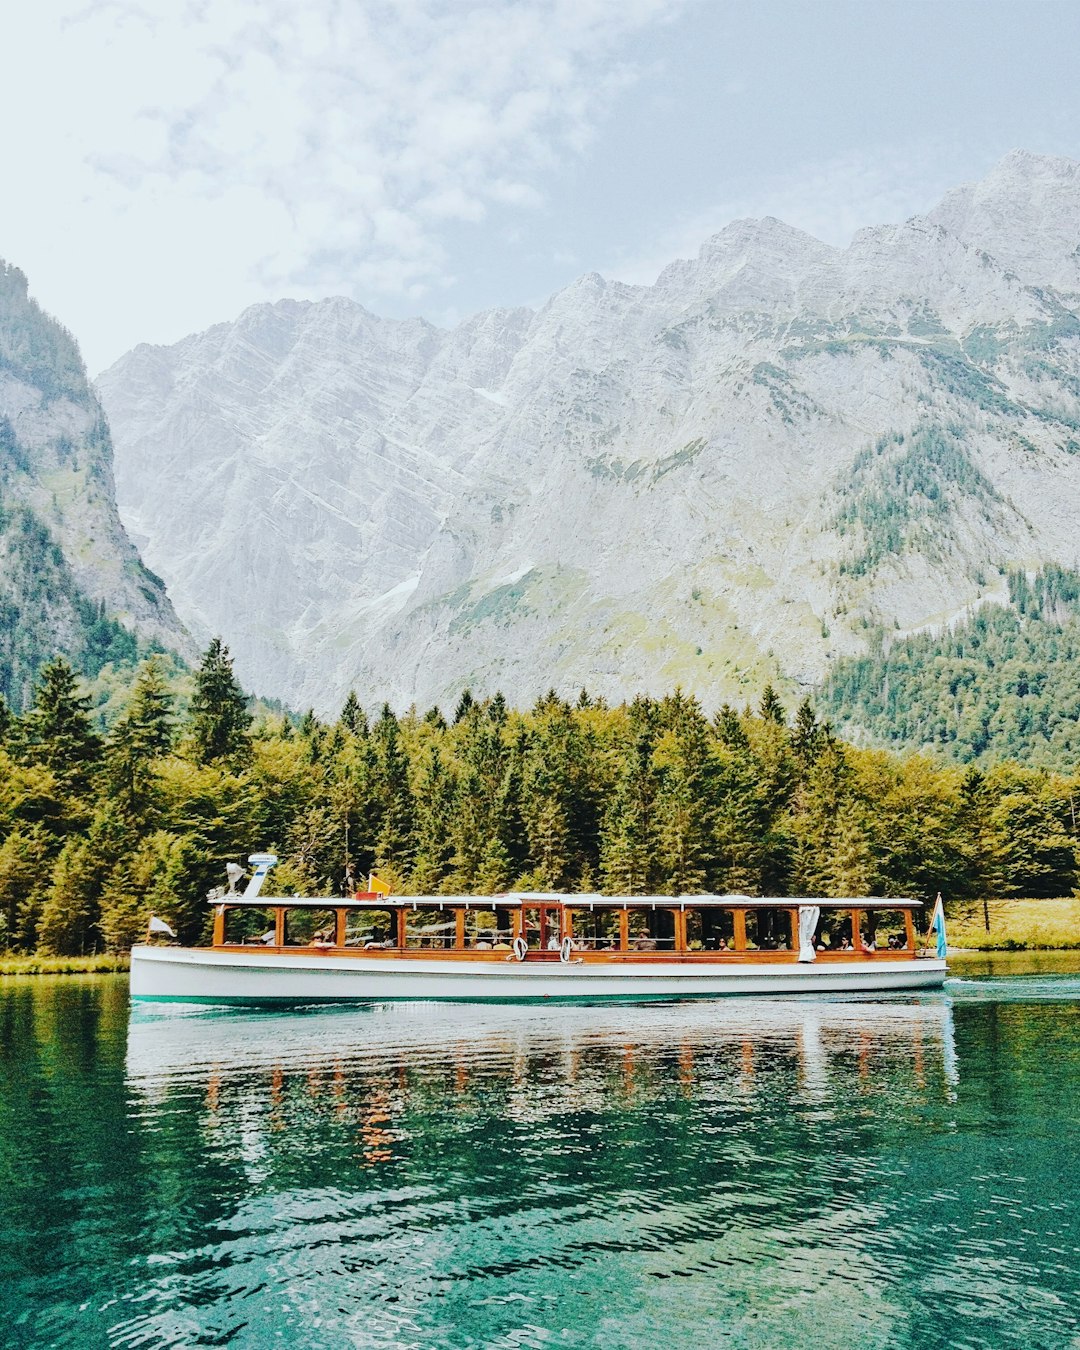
[340,691,364,734]
[20,657,102,798]
[188,638,252,766]
[0,261,87,402]
[105,657,174,815]
[834,425,1000,577]
[0,501,139,708]
[823,566,1080,768]
[3,652,1080,955]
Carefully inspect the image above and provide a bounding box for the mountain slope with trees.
[823,565,1080,767]
[0,260,189,709]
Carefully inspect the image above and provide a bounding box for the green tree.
[20,657,102,798]
[106,656,175,816]
[188,638,251,766]
[600,726,658,894]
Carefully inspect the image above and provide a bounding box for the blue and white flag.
[929,893,947,959]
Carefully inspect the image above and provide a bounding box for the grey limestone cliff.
[0,261,189,706]
[98,151,1080,715]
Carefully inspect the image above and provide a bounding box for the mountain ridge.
[97,150,1080,717]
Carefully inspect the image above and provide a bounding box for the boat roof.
[214,892,923,910]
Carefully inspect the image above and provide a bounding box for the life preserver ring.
[560,936,572,963]
[512,936,528,961]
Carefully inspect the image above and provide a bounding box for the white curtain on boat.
[797,906,820,963]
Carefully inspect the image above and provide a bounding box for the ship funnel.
[244,853,279,899]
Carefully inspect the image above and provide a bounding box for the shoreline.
[0,955,130,977]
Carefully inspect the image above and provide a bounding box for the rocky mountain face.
[98,151,1080,717]
[0,262,188,707]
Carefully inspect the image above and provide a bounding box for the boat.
[129,854,948,1005]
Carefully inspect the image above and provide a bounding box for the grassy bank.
[949,897,1080,950]
[0,953,130,977]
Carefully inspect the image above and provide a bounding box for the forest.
[1,638,1077,956]
[823,566,1080,767]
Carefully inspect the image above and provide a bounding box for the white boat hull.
[130,945,949,1005]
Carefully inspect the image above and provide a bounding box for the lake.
[1,961,1078,1349]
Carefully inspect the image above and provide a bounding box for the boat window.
[813,910,856,952]
[344,909,395,948]
[462,909,512,950]
[685,908,736,951]
[744,909,792,951]
[626,909,675,952]
[404,909,455,950]
[223,906,276,946]
[565,908,621,951]
[284,908,338,946]
[860,909,908,951]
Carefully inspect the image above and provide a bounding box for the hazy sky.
[4,0,1080,372]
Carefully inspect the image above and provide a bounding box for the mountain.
[0,262,188,707]
[97,151,1080,718]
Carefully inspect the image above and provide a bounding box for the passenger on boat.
[862,936,877,953]
[717,936,729,952]
[312,927,334,948]
[839,935,853,951]
[634,932,658,952]
[546,933,561,951]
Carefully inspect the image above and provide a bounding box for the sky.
[3,0,1080,373]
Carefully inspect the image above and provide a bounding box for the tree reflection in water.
[1,981,1079,1349]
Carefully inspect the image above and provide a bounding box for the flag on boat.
[147,914,176,938]
[368,872,392,897]
[928,893,947,959]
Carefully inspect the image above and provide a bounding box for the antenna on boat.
[244,853,279,899]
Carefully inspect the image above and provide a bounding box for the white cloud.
[0,0,686,368]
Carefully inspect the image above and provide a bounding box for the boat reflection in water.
[127,995,959,1149]
[118,997,973,1347]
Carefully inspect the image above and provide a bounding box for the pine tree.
[653,696,713,895]
[188,638,252,766]
[713,703,749,750]
[21,657,102,798]
[759,684,787,726]
[340,690,365,735]
[106,656,174,815]
[410,747,455,892]
[600,727,658,894]
[791,697,823,771]
[373,704,416,871]
[453,688,475,724]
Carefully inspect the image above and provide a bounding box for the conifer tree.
[21,657,102,798]
[453,688,475,724]
[759,684,787,726]
[714,703,749,750]
[188,638,251,766]
[791,697,823,770]
[106,656,174,815]
[600,726,658,894]
[410,747,455,891]
[373,704,416,871]
[654,695,713,894]
[340,690,365,735]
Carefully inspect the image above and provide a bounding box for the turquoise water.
[1,973,1079,1349]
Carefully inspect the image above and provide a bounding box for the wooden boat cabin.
[211,893,925,963]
